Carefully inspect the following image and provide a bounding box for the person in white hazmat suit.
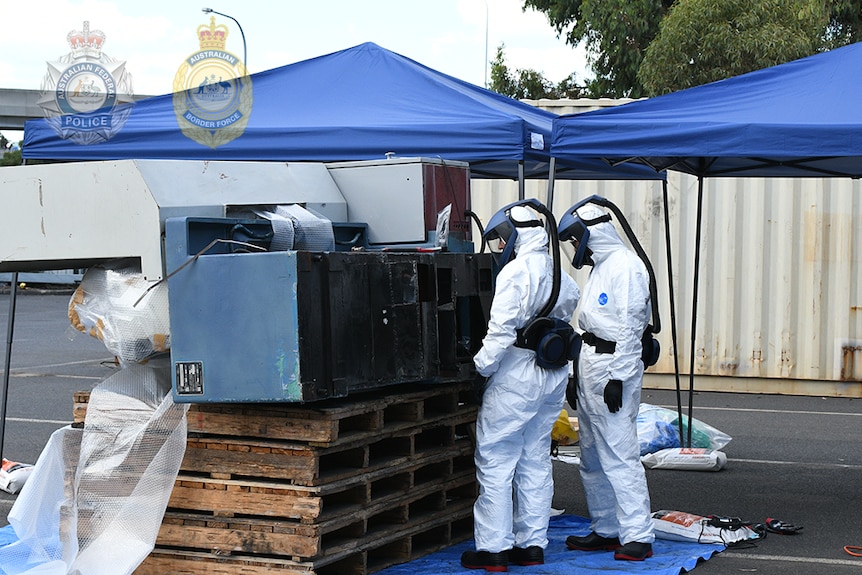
[559,203,655,561]
[461,204,580,572]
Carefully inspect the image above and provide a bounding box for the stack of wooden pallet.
[110,382,478,575]
[72,390,90,427]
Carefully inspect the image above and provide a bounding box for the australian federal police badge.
[173,16,252,148]
[39,21,134,145]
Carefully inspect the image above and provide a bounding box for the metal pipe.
[0,273,19,460]
[518,161,525,200]
[662,179,685,448]
[686,176,706,447]
[546,157,557,212]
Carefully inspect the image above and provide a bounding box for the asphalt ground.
[554,386,862,573]
[0,289,117,489]
[2,291,862,574]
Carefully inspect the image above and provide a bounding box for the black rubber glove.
[603,379,623,413]
[471,372,488,405]
[566,376,578,410]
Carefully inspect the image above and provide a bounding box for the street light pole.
[201,7,247,74]
[484,1,489,88]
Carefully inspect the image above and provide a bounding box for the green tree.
[825,0,862,47]
[0,132,22,167]
[1,148,22,167]
[523,0,672,97]
[524,0,862,96]
[489,44,585,100]
[638,0,830,94]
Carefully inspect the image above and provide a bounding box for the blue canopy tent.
[552,42,862,179]
[22,42,656,185]
[550,42,862,440]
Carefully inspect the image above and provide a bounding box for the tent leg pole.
[518,162,525,200]
[546,157,556,212]
[1,272,19,461]
[686,177,705,447]
[660,179,685,441]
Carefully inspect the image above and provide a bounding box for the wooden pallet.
[136,507,473,575]
[155,476,474,561]
[116,382,480,575]
[168,442,475,522]
[72,390,89,428]
[185,383,472,446]
[181,410,476,486]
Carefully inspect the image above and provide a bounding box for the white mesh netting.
[257,204,335,251]
[0,356,188,575]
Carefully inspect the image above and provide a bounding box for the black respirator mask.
[482,199,579,370]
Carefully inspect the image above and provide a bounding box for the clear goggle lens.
[561,239,577,264]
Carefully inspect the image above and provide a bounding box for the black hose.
[581,196,661,334]
[533,203,561,320]
[466,210,487,254]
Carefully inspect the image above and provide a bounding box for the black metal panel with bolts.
[296,251,493,402]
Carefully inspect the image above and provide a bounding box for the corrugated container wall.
[470,99,862,397]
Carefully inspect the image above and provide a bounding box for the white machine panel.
[0,160,163,279]
[0,160,348,280]
[327,157,470,246]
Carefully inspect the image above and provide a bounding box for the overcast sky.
[2,0,590,142]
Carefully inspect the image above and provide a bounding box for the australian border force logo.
[39,21,134,145]
[173,16,252,148]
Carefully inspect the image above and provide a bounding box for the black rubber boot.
[460,549,509,572]
[509,545,544,565]
[614,541,654,561]
[565,532,622,551]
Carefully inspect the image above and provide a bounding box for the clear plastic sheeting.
[68,260,170,365]
[0,357,189,575]
[636,403,732,456]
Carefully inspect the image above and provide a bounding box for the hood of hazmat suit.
[576,203,651,382]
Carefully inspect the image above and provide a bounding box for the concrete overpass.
[0,88,154,132]
[0,88,153,284]
[0,89,42,131]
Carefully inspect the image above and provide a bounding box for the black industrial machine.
[0,158,494,402]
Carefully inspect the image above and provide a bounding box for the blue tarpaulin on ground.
[0,526,14,548]
[378,514,723,575]
[0,514,722,574]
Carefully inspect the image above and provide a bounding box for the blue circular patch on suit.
[598,292,608,305]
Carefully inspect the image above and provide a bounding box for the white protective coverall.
[472,213,580,553]
[575,204,655,545]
